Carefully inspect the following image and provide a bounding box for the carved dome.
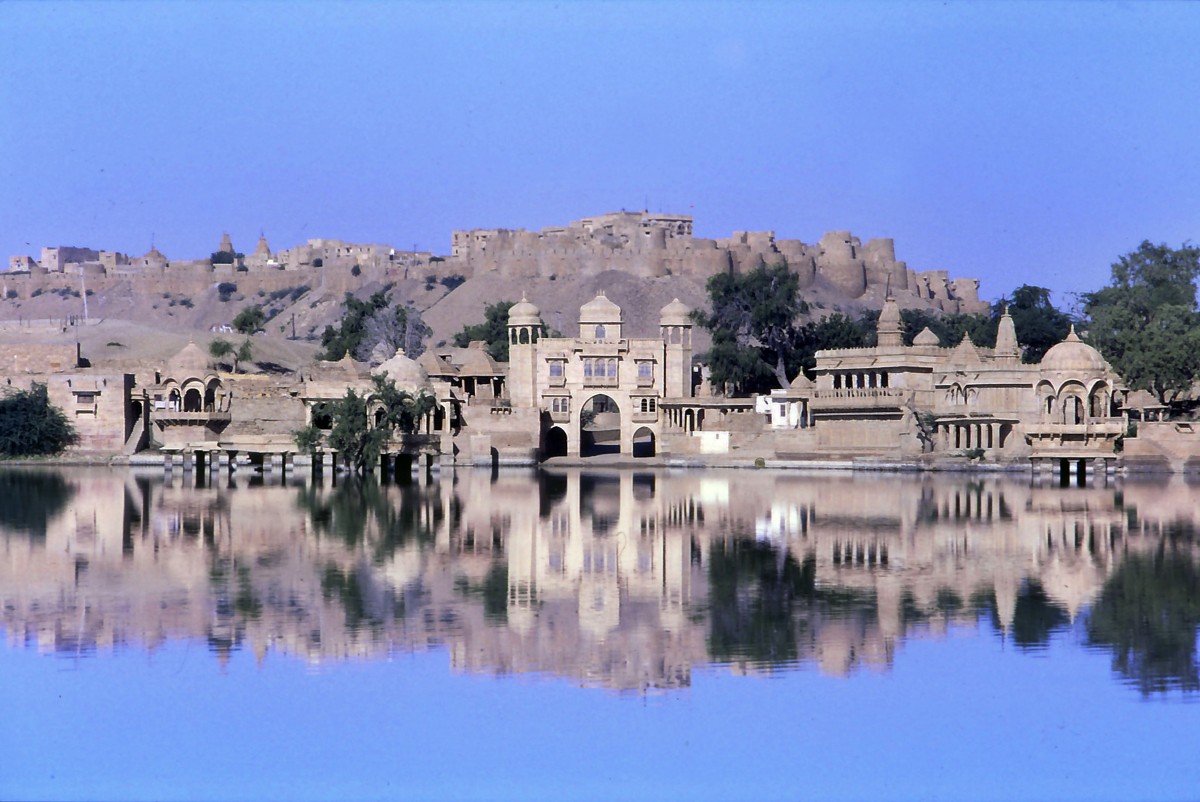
[659,298,691,327]
[913,327,940,347]
[168,341,213,374]
[375,347,429,389]
[579,292,622,323]
[1040,326,1108,372]
[508,296,541,327]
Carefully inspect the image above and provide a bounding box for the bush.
[180,298,194,308]
[440,275,466,291]
[350,264,361,277]
[4,289,17,299]
[0,384,76,457]
[232,305,266,334]
[31,288,43,297]
[312,258,323,268]
[217,282,238,302]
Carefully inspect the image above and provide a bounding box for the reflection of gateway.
[2,467,1198,693]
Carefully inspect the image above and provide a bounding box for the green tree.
[788,312,875,380]
[692,263,807,393]
[236,339,254,371]
[208,338,236,370]
[0,384,77,457]
[292,424,323,455]
[993,285,1073,363]
[452,300,517,362]
[899,308,997,348]
[324,376,438,475]
[1082,241,1200,404]
[319,291,430,362]
[232,305,266,334]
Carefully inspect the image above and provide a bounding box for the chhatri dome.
[659,298,692,327]
[579,292,622,323]
[1040,326,1109,372]
[508,295,541,327]
[375,347,429,390]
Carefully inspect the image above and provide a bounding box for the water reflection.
[1,466,1198,694]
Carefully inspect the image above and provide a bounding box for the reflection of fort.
[1,468,1197,691]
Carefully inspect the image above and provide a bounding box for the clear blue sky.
[2,1,1197,302]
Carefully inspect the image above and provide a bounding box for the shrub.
[31,288,42,297]
[350,264,361,277]
[179,298,194,308]
[439,274,466,291]
[4,289,17,299]
[0,384,76,456]
[217,282,238,302]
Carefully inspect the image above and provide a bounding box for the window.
[549,360,564,378]
[637,361,653,379]
[595,324,606,339]
[584,359,594,378]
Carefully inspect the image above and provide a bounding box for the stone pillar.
[270,454,283,473]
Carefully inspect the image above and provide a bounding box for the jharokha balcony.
[154,408,233,426]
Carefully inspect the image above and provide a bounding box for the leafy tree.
[236,339,255,370]
[232,305,266,334]
[211,250,243,265]
[292,424,323,455]
[361,303,431,361]
[992,285,1073,362]
[787,312,875,380]
[453,300,517,362]
[319,291,429,362]
[0,384,77,457]
[324,376,438,475]
[216,282,238,302]
[899,308,997,348]
[208,338,235,370]
[320,291,389,360]
[1082,241,1200,404]
[692,263,807,393]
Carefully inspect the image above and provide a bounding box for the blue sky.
[2,1,1197,302]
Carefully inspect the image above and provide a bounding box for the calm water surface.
[2,466,1198,801]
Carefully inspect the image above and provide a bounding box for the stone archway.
[544,426,568,458]
[580,394,621,457]
[183,388,202,412]
[632,426,656,458]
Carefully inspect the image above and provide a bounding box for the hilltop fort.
[3,212,989,325]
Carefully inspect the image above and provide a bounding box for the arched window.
[595,324,606,339]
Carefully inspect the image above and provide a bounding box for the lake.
[1,465,1198,801]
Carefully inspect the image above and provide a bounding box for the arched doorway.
[580,394,621,457]
[183,388,202,412]
[544,426,568,458]
[632,426,655,458]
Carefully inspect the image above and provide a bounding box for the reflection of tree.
[296,480,439,562]
[1003,580,1071,649]
[706,539,874,667]
[0,470,74,539]
[454,564,509,624]
[1087,548,1200,694]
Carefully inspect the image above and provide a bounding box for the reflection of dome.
[375,347,428,389]
[659,298,691,327]
[508,295,541,326]
[1040,326,1108,372]
[580,292,622,323]
[913,327,940,347]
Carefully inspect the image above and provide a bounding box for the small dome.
[913,327,940,346]
[144,246,168,264]
[168,341,213,373]
[508,295,541,326]
[659,298,692,326]
[1040,326,1108,372]
[579,292,622,323]
[375,347,429,389]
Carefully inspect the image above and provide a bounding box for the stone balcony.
[154,410,232,426]
[812,388,908,411]
[583,376,619,388]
